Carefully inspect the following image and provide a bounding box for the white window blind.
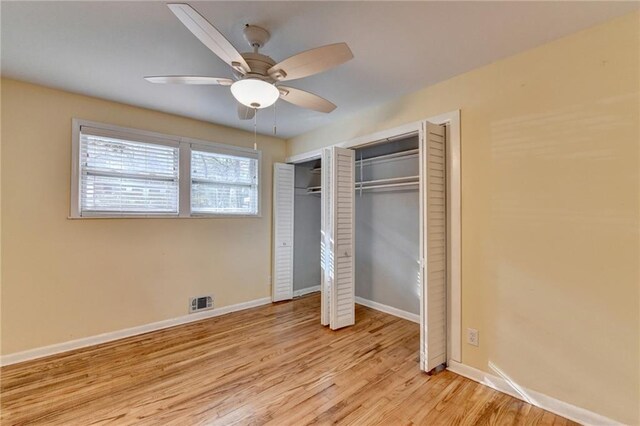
[191,148,259,215]
[79,128,179,216]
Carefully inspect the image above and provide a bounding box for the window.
[78,128,180,216]
[71,120,261,218]
[191,148,259,215]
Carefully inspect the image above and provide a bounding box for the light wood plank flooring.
[1,294,575,425]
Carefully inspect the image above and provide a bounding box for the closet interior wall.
[293,160,321,293]
[354,136,420,316]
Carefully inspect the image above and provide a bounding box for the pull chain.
[253,108,258,151]
[273,102,277,136]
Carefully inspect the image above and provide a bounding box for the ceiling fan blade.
[268,43,353,82]
[167,3,250,74]
[278,86,336,113]
[144,76,233,86]
[237,103,256,120]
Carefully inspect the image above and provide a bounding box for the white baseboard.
[447,360,622,426]
[293,285,320,298]
[355,296,420,323]
[0,297,272,367]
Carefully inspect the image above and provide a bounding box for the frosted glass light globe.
[230,79,279,109]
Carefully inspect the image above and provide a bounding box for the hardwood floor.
[1,294,575,425]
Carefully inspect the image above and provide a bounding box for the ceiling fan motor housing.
[241,52,277,82]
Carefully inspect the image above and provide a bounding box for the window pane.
[191,150,255,184]
[80,132,179,215]
[83,136,178,178]
[191,182,257,214]
[191,149,259,215]
[81,174,178,213]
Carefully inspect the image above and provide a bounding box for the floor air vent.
[189,296,213,313]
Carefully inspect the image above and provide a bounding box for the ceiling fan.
[145,3,354,121]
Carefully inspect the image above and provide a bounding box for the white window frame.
[70,119,262,219]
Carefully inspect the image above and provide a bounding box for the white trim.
[178,142,191,218]
[293,285,320,298]
[67,214,262,220]
[0,297,272,367]
[339,124,420,150]
[447,361,623,426]
[285,122,422,164]
[70,118,82,218]
[184,136,260,157]
[355,296,420,324]
[74,119,181,145]
[287,148,322,164]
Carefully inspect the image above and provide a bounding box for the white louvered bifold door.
[421,122,447,372]
[320,148,332,326]
[272,163,295,302]
[329,147,356,330]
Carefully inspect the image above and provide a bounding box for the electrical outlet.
[467,328,479,346]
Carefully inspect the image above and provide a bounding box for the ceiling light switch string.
[273,102,277,136]
[253,108,258,150]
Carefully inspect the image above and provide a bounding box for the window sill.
[67,214,262,220]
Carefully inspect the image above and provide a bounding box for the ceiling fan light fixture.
[230,79,279,109]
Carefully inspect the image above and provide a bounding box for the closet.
[273,121,447,372]
[293,159,321,297]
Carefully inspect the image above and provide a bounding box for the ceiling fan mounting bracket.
[243,24,270,50]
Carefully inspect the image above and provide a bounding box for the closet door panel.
[330,147,355,330]
[423,122,447,371]
[272,163,295,302]
[320,148,332,326]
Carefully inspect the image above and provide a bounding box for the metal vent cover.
[189,296,213,313]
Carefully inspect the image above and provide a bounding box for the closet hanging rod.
[358,181,419,191]
[307,175,417,192]
[358,175,419,187]
[306,176,419,194]
[306,181,418,194]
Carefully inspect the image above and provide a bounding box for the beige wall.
[288,12,640,424]
[1,79,285,355]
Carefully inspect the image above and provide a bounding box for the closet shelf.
[308,148,419,174]
[357,148,419,165]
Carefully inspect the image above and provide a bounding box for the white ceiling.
[2,1,637,138]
